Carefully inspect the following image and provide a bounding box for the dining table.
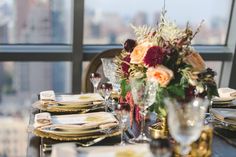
[26,105,236,157]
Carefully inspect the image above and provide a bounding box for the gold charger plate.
[32,100,103,113]
[212,117,236,131]
[38,124,119,137]
[33,128,121,141]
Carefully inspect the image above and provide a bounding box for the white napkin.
[218,88,236,99]
[51,143,77,157]
[212,87,236,102]
[34,112,52,128]
[40,90,55,101]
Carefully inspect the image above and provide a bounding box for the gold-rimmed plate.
[38,125,119,137]
[33,100,104,113]
[33,128,121,141]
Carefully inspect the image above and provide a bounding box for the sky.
[85,0,232,24]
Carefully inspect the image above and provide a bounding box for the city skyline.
[85,0,232,24]
[0,1,231,156]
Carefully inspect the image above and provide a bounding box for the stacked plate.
[211,97,236,108]
[33,112,120,141]
[211,87,236,108]
[33,93,105,113]
[210,108,236,131]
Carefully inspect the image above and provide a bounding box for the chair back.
[84,48,122,93]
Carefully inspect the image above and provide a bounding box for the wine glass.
[101,58,120,93]
[164,98,209,156]
[89,72,101,93]
[100,83,113,112]
[130,78,158,143]
[115,103,130,146]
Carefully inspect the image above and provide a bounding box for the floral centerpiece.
[115,11,219,124]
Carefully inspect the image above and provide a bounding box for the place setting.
[32,111,121,141]
[32,91,105,113]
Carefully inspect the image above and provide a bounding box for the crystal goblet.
[130,78,158,143]
[101,58,120,93]
[164,98,209,156]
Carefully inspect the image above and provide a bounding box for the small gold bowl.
[148,123,168,139]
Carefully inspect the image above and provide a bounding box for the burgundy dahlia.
[121,55,131,77]
[143,46,165,67]
[184,86,196,102]
[124,39,137,52]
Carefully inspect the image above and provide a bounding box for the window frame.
[0,0,235,93]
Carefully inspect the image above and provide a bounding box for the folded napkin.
[218,88,236,99]
[55,93,104,104]
[40,90,55,101]
[34,112,52,128]
[51,112,118,130]
[210,108,236,125]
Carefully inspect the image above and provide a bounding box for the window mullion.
[72,0,84,93]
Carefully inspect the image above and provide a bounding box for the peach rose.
[130,42,152,64]
[184,52,206,71]
[146,65,174,87]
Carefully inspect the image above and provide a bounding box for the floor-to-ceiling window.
[0,0,235,156]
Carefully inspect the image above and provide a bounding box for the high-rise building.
[0,0,11,43]
[0,117,27,157]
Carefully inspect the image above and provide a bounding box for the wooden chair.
[84,48,122,93]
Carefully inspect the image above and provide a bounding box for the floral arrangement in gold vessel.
[115,11,219,123]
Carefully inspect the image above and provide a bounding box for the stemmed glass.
[130,78,158,143]
[115,103,130,146]
[100,83,113,112]
[164,98,209,156]
[89,72,101,93]
[101,58,120,93]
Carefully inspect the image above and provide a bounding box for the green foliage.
[120,79,130,98]
[167,84,185,99]
[205,82,219,99]
[150,87,168,117]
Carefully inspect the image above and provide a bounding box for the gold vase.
[149,117,168,139]
[173,126,213,157]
